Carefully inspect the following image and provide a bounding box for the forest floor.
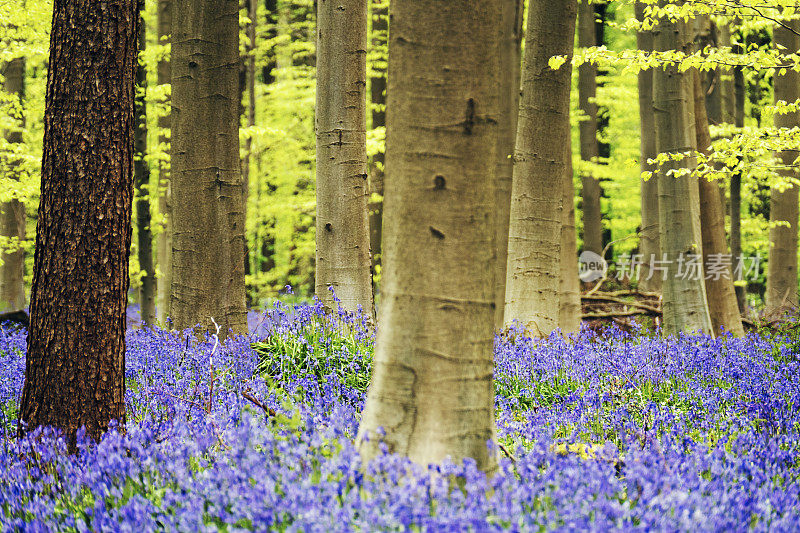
[1,302,799,530]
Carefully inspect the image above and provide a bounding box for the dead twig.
[241,389,277,418]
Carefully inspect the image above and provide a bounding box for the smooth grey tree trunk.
[493,0,524,329]
[652,4,713,336]
[0,57,26,312]
[766,21,800,314]
[357,0,502,472]
[504,0,577,336]
[560,139,581,334]
[171,0,247,337]
[156,0,173,326]
[578,0,603,255]
[636,2,660,294]
[315,0,374,316]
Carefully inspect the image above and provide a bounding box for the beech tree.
[135,13,155,326]
[766,20,799,315]
[156,0,172,325]
[357,0,501,471]
[693,70,744,336]
[19,0,139,446]
[315,0,373,316]
[652,5,713,336]
[493,0,524,329]
[504,0,577,336]
[560,141,581,334]
[170,0,247,337]
[636,1,660,294]
[0,57,26,312]
[578,0,604,255]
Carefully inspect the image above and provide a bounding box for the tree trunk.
[243,0,257,307]
[560,139,581,334]
[156,0,173,326]
[652,4,713,336]
[135,14,156,326]
[357,0,501,471]
[368,0,387,295]
[19,0,138,447]
[635,2,660,294]
[0,57,26,312]
[766,21,800,315]
[578,0,603,255]
[315,0,374,316]
[696,18,729,219]
[503,0,577,336]
[171,0,247,337]
[731,20,746,312]
[718,24,736,125]
[693,70,744,336]
[493,0,524,329]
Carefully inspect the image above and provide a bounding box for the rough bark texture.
[315,0,373,316]
[504,0,577,336]
[368,0,387,293]
[493,0,524,329]
[635,2,660,294]
[135,15,156,326]
[0,57,26,312]
[652,6,713,336]
[766,22,800,314]
[18,0,138,446]
[171,0,247,337]
[560,139,581,334]
[156,0,172,326]
[693,71,744,336]
[578,0,603,255]
[357,0,501,471]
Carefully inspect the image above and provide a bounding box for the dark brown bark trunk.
[693,71,744,336]
[242,0,257,306]
[135,14,156,326]
[0,57,26,312]
[19,0,139,447]
[171,0,248,337]
[368,0,387,296]
[578,0,603,255]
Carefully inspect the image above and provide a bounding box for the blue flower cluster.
[0,301,798,531]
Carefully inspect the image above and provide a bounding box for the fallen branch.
[498,442,518,463]
[242,389,277,418]
[583,309,658,319]
[582,294,661,314]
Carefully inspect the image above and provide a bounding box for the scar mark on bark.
[464,98,476,135]
[430,226,445,240]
